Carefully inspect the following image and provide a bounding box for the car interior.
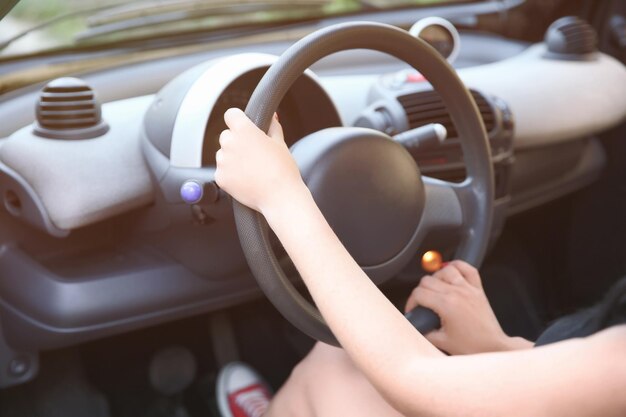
[0,0,625,415]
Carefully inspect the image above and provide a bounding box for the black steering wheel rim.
[235,21,494,346]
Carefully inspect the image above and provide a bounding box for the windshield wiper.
[75,0,335,42]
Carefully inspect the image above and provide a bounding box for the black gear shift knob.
[405,306,441,334]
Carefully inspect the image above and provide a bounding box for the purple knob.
[180,181,203,204]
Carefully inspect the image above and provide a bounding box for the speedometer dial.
[201,67,340,166]
[202,71,298,166]
[409,17,460,63]
[220,89,253,109]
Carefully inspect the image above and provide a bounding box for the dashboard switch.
[180,180,203,204]
[393,123,447,151]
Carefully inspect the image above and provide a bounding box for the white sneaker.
[217,362,272,417]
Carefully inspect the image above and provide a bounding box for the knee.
[268,345,338,417]
[272,342,354,414]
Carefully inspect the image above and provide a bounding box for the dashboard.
[0,15,625,389]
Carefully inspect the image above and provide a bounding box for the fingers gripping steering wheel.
[234,22,494,346]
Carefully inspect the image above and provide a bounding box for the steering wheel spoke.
[419,176,465,233]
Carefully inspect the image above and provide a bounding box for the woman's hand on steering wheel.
[215,108,305,216]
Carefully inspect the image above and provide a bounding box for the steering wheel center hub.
[292,127,425,266]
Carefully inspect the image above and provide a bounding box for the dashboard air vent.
[34,77,109,139]
[397,89,495,139]
[545,16,597,58]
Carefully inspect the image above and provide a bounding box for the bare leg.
[266,342,405,417]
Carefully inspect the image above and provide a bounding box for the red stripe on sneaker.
[228,383,271,417]
[229,383,269,398]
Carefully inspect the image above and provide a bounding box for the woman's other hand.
[405,260,533,354]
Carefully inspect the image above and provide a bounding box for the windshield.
[0,0,472,57]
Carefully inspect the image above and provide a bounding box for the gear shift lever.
[405,250,444,334]
[406,306,441,334]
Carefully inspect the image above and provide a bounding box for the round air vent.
[545,16,597,59]
[34,77,109,139]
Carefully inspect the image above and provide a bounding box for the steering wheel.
[235,22,494,346]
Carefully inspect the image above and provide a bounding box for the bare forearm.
[263,185,442,396]
[400,327,626,417]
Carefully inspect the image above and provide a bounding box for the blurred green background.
[1,0,462,55]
